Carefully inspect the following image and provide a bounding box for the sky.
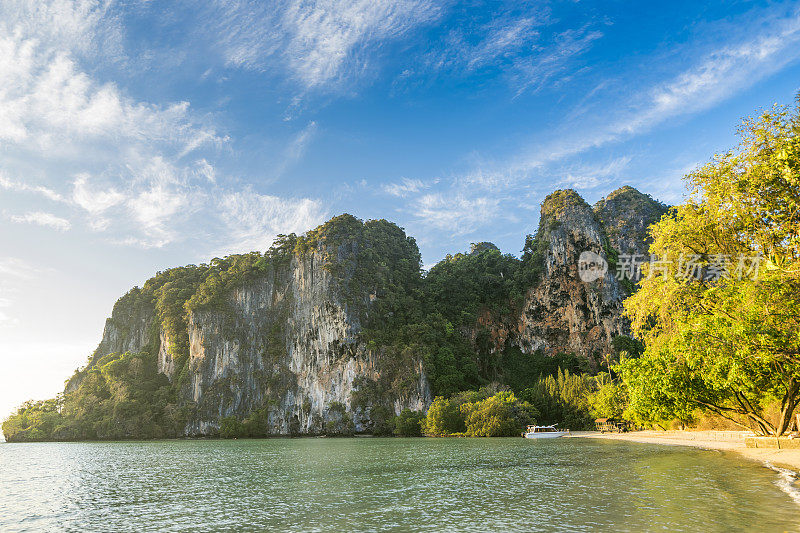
[1,0,800,423]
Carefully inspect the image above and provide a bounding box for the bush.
[520,369,594,430]
[421,396,465,436]
[422,390,538,437]
[460,391,537,437]
[392,409,424,437]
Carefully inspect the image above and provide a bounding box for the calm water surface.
[0,438,798,532]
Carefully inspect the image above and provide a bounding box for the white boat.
[523,425,570,439]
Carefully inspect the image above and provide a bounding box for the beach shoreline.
[571,430,800,472]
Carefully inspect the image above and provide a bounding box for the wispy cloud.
[383,177,430,197]
[8,211,71,231]
[208,0,442,91]
[411,192,504,235]
[556,156,632,190]
[464,16,543,71]
[0,257,46,328]
[217,189,328,252]
[428,14,545,74]
[0,175,64,202]
[388,6,800,240]
[513,9,800,173]
[0,257,39,280]
[0,0,225,247]
[274,121,320,175]
[509,25,603,96]
[402,9,601,96]
[71,174,125,214]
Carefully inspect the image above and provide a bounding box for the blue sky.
[1,0,800,421]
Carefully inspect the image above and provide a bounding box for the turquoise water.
[0,437,797,532]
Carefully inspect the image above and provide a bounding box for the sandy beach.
[572,430,800,472]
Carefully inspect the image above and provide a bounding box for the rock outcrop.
[79,216,429,436]
[513,190,626,361]
[593,185,669,257]
[72,186,663,435]
[182,249,429,435]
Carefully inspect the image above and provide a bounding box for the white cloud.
[209,0,442,90]
[119,155,206,248]
[510,26,603,96]
[71,174,124,214]
[557,156,632,190]
[286,121,318,160]
[275,121,320,174]
[0,39,218,156]
[0,0,122,59]
[0,175,64,202]
[517,11,800,173]
[383,177,429,197]
[405,11,600,96]
[614,19,800,137]
[464,16,543,71]
[196,159,216,183]
[0,258,43,330]
[0,257,38,280]
[0,0,220,162]
[8,211,71,231]
[217,189,328,252]
[388,8,800,238]
[0,0,227,248]
[412,192,502,235]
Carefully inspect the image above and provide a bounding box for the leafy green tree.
[520,369,594,429]
[219,417,245,438]
[589,374,628,420]
[460,391,537,437]
[392,409,425,437]
[324,402,355,436]
[421,396,465,436]
[621,98,800,435]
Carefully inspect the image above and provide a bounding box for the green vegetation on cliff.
[2,351,187,441]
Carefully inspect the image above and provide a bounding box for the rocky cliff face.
[513,190,626,361]
[593,185,669,257]
[183,248,429,435]
[76,187,663,434]
[82,216,429,436]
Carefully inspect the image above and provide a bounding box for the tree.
[520,369,594,429]
[589,374,628,420]
[392,409,424,436]
[459,391,537,437]
[219,417,245,438]
[421,396,464,436]
[621,97,800,436]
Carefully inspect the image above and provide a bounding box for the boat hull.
[524,432,568,439]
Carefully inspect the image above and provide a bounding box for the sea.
[0,437,798,531]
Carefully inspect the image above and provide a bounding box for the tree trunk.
[775,379,799,437]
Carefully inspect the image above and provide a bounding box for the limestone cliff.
[593,185,669,257]
[70,186,662,435]
[513,190,626,361]
[79,216,429,436]
[182,248,429,436]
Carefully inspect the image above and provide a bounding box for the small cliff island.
[2,186,667,441]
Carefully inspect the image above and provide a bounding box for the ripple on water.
[0,438,798,532]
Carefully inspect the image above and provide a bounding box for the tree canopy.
[620,98,800,435]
